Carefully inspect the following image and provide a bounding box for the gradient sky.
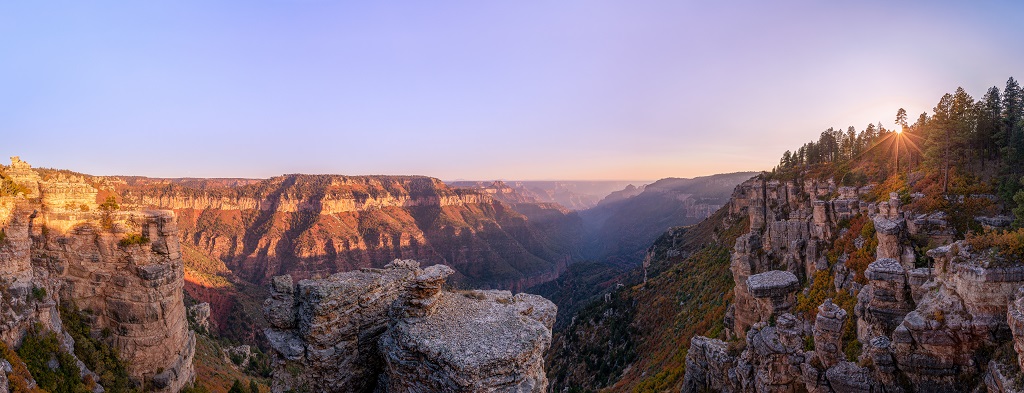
[2,1,1023,180]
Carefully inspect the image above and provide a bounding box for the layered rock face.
[684,175,1024,392]
[263,260,555,393]
[118,175,578,290]
[724,178,850,338]
[0,158,195,392]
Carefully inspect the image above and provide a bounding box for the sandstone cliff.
[262,259,555,393]
[0,157,195,392]
[117,175,578,290]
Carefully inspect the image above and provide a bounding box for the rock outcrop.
[263,259,555,393]
[188,302,212,332]
[813,299,848,369]
[684,175,1024,393]
[0,157,195,392]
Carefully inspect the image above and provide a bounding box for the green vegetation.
[772,77,1024,232]
[16,323,91,393]
[794,271,859,361]
[1015,185,1024,228]
[99,195,119,231]
[60,303,139,393]
[179,384,211,393]
[30,286,46,302]
[0,339,47,393]
[118,233,150,247]
[0,173,29,197]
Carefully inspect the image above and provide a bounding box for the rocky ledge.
[264,259,556,393]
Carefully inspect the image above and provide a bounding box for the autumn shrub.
[966,228,1024,262]
[0,339,46,393]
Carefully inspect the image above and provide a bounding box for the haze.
[2,1,1022,180]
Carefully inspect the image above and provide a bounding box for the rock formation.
[813,299,848,369]
[747,270,801,319]
[684,175,1024,393]
[0,157,195,392]
[188,302,212,332]
[263,259,555,393]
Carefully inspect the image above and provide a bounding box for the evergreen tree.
[249,380,259,393]
[896,108,908,129]
[228,380,245,393]
[999,77,1024,202]
[976,86,1002,161]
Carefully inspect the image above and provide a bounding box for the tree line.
[773,76,1024,223]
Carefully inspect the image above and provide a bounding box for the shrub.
[99,196,119,231]
[118,233,150,247]
[30,286,46,301]
[60,302,139,393]
[17,323,90,393]
[966,228,1024,262]
[1015,188,1024,229]
[0,176,29,197]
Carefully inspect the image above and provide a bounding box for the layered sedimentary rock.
[873,217,917,270]
[263,262,418,393]
[682,336,741,392]
[264,260,555,393]
[0,157,195,392]
[117,175,578,290]
[856,258,914,342]
[743,314,807,392]
[747,270,800,320]
[684,174,1024,393]
[813,299,848,369]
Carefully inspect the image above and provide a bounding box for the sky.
[2,1,1023,181]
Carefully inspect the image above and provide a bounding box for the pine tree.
[228,380,245,393]
[977,87,1002,161]
[896,108,908,129]
[999,77,1024,203]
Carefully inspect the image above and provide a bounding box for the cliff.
[579,172,757,266]
[683,175,1024,393]
[262,259,555,393]
[117,174,577,290]
[0,157,195,392]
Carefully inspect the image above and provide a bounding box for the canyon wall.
[118,175,578,290]
[0,157,194,392]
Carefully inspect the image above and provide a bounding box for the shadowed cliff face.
[118,174,581,290]
[578,172,758,266]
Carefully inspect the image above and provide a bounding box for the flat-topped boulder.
[747,270,800,298]
[264,260,556,393]
[381,290,555,392]
[865,258,905,282]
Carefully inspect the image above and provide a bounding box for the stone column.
[814,298,848,368]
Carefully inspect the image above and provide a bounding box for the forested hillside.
[549,76,1024,392]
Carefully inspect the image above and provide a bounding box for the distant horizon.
[3,2,1022,180]
[7,154,739,183]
